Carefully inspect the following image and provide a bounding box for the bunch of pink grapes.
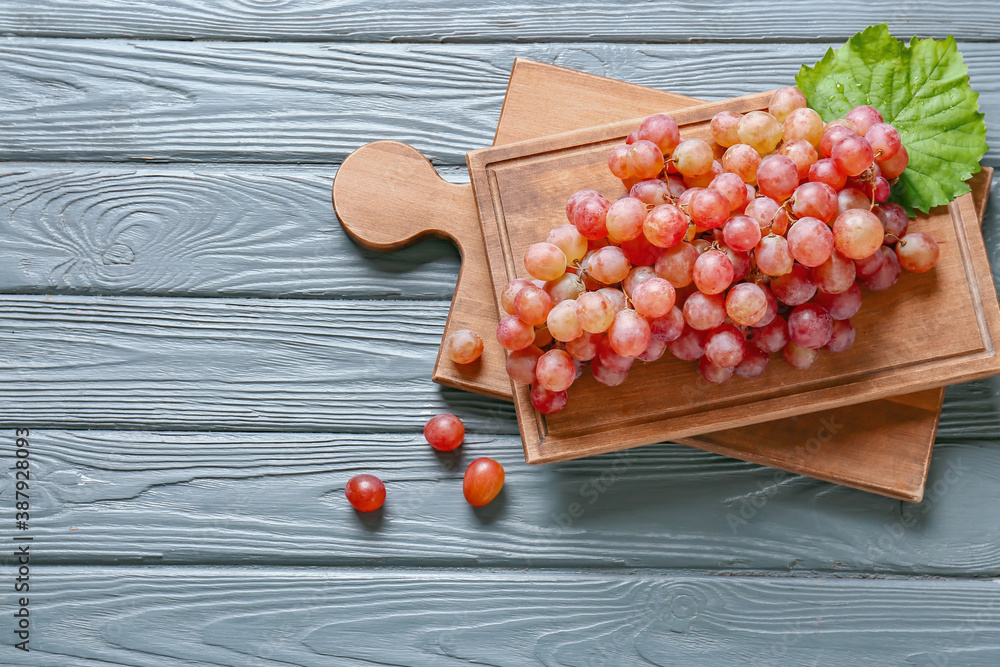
[496,87,941,415]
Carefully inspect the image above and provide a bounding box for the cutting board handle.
[333,140,477,251]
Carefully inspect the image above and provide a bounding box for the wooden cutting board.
[335,59,993,501]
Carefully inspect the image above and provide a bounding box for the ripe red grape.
[424,413,465,451]
[463,458,505,507]
[345,474,386,512]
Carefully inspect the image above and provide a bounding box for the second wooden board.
[468,91,1000,465]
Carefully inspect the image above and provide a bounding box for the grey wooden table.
[1,3,999,665]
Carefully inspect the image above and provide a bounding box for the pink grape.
[530,384,568,414]
[811,251,856,294]
[832,135,875,177]
[644,203,689,248]
[768,87,808,123]
[771,262,817,306]
[598,287,627,313]
[688,188,731,229]
[608,144,632,179]
[858,246,901,291]
[721,246,752,282]
[879,145,909,179]
[566,189,601,220]
[587,246,631,284]
[710,172,749,211]
[896,232,940,273]
[570,193,611,240]
[683,291,727,330]
[792,182,838,223]
[756,155,799,202]
[786,217,835,268]
[638,337,668,362]
[501,278,533,314]
[698,357,735,384]
[722,215,762,252]
[655,241,699,287]
[632,277,677,318]
[546,224,588,263]
[846,105,883,135]
[735,344,770,379]
[596,337,635,373]
[783,107,824,146]
[547,299,583,341]
[619,234,663,266]
[693,250,735,295]
[744,196,780,231]
[625,139,665,180]
[637,114,681,155]
[534,327,553,349]
[808,158,848,190]
[535,349,576,392]
[750,315,789,353]
[623,265,658,297]
[814,282,863,320]
[872,177,890,202]
[722,144,762,184]
[865,123,901,161]
[683,160,723,190]
[725,282,768,326]
[608,309,652,358]
[496,314,535,351]
[705,323,746,368]
[565,332,604,361]
[649,307,686,342]
[506,346,543,383]
[751,284,779,328]
[738,111,784,155]
[630,178,673,206]
[787,303,834,349]
[783,341,818,369]
[524,242,567,281]
[710,110,743,147]
[591,357,630,387]
[825,319,856,352]
[575,291,616,333]
[836,187,871,217]
[605,197,646,243]
[819,125,856,159]
[444,329,484,364]
[853,247,885,278]
[833,209,884,260]
[513,284,554,326]
[875,203,908,243]
[755,235,794,276]
[672,138,715,177]
[668,326,705,361]
[779,139,819,180]
[544,273,586,304]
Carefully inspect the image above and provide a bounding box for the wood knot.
[102,243,136,266]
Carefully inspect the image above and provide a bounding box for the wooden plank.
[6,568,1000,666]
[1,1,998,41]
[16,428,1000,573]
[468,94,1000,463]
[0,295,516,432]
[1,40,999,164]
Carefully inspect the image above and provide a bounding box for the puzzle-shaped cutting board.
[336,59,994,501]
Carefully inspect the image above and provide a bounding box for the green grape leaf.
[796,24,988,215]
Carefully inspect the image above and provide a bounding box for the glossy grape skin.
[825,319,857,352]
[683,160,723,190]
[591,356,630,387]
[879,145,909,180]
[721,146,760,186]
[655,241,699,287]
[779,139,819,180]
[546,224,589,263]
[755,235,794,277]
[638,337,668,362]
[768,87,808,122]
[858,247,901,292]
[744,196,780,231]
[501,278,533,314]
[444,329,484,364]
[667,325,706,361]
[725,282,768,326]
[632,277,677,318]
[833,209,884,260]
[722,215,762,253]
[814,282,863,320]
[738,111,784,155]
[506,346,543,383]
[783,107,825,146]
[543,273,586,304]
[566,189,601,220]
[698,356,735,384]
[811,251,857,294]
[826,118,858,132]
[786,217,835,268]
[463,457,505,507]
[710,110,743,147]
[630,178,673,207]
[644,203,689,249]
[535,349,576,392]
[836,187,872,217]
[530,384,568,414]
[570,193,611,240]
[623,265,658,297]
[846,105,883,135]
[792,182,838,223]
[693,250,735,295]
[872,177,891,202]
[788,303,834,349]
[710,173,749,211]
[896,232,940,273]
[513,285,554,326]
[865,123,901,161]
[735,344,770,379]
[704,323,746,368]
[750,315,789,353]
[533,327,553,349]
[618,235,662,269]
[649,307,686,342]
[688,188,731,229]
[524,242,568,281]
[683,291,727,330]
[575,291,616,333]
[873,203,908,244]
[608,144,632,179]
[596,337,635,372]
[721,246,752,282]
[345,474,386,512]
[672,138,715,177]
[783,341,819,369]
[751,284,779,328]
[832,135,875,177]
[609,309,652,358]
[625,140,665,180]
[808,158,848,190]
[605,197,646,243]
[424,413,465,451]
[547,300,583,342]
[565,332,604,362]
[598,287,628,313]
[588,246,632,284]
[637,114,682,155]
[496,314,535,351]
[819,125,856,159]
[771,262,817,306]
[756,155,799,202]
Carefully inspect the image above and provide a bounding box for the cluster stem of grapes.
[496,87,941,415]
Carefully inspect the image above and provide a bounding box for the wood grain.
[0,295,516,432]
[1,40,999,164]
[1,1,998,41]
[6,568,1000,666]
[16,428,1000,574]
